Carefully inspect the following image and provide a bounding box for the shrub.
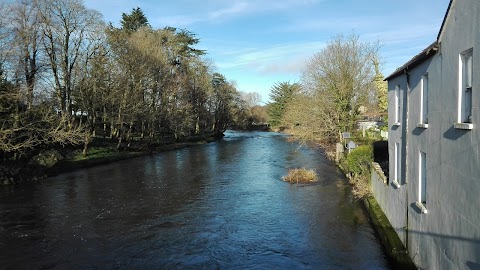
[282,168,318,183]
[344,145,374,199]
[346,145,373,176]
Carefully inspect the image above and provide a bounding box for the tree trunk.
[103,106,108,140]
[126,119,134,148]
[82,132,90,157]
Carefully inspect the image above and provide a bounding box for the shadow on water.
[0,131,390,269]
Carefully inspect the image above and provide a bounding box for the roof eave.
[437,0,455,41]
[384,42,439,81]
[385,0,453,82]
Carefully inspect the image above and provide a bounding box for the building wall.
[403,57,438,269]
[408,1,480,269]
[385,74,409,245]
[381,1,480,269]
[371,165,408,246]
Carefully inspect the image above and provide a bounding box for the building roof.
[384,42,439,81]
[385,0,454,81]
[437,0,455,41]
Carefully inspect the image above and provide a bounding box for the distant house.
[374,0,480,269]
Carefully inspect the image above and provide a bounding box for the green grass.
[71,147,117,161]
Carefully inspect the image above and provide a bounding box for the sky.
[83,0,451,103]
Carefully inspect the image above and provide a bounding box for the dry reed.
[282,168,318,183]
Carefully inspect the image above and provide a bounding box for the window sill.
[392,181,401,189]
[454,123,473,130]
[392,122,401,127]
[417,123,429,128]
[415,201,428,214]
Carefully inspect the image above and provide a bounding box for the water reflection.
[0,131,389,269]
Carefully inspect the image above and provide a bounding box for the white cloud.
[149,2,250,27]
[214,41,326,76]
[363,23,439,45]
[208,2,249,20]
[277,16,376,34]
[250,0,323,11]
[153,0,324,28]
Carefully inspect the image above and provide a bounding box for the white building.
[374,0,480,269]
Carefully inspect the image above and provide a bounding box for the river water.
[0,131,390,269]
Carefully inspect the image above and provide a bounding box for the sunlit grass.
[282,168,318,184]
[71,147,116,161]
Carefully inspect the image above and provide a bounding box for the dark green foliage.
[175,28,206,57]
[267,81,300,127]
[120,7,149,32]
[346,145,373,175]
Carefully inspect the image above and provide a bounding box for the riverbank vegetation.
[267,82,300,130]
[0,1,264,184]
[278,34,384,146]
[282,168,318,184]
[343,145,373,198]
[268,33,387,197]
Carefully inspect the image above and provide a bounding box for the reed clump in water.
[282,168,318,183]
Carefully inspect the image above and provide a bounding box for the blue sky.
[84,0,450,103]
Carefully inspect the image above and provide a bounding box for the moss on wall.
[364,196,416,270]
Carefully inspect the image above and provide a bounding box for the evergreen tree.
[267,82,300,128]
[120,7,149,32]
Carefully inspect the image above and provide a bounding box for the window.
[394,85,401,125]
[393,142,401,188]
[419,151,426,205]
[416,151,428,214]
[419,74,428,127]
[456,49,473,129]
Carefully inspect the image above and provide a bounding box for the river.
[0,131,390,269]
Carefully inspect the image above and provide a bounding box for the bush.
[346,145,373,176]
[282,168,318,183]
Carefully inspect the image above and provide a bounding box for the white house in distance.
[373,0,480,269]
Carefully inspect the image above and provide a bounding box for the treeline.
[0,0,254,161]
[268,34,387,148]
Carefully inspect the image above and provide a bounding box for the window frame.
[393,142,401,188]
[394,85,401,126]
[419,151,426,204]
[416,151,428,214]
[456,49,473,129]
[418,74,429,128]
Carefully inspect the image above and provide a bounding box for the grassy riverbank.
[48,137,217,176]
[1,133,219,185]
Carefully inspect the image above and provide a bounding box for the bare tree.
[285,33,380,146]
[0,90,84,158]
[8,0,42,109]
[38,0,103,118]
[0,3,10,73]
[241,92,262,108]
